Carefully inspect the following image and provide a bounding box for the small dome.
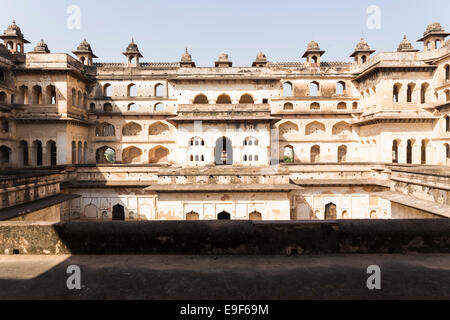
[3,20,24,38]
[218,52,229,61]
[126,38,139,51]
[33,39,50,53]
[307,40,321,51]
[76,39,93,52]
[354,38,371,51]
[181,48,192,62]
[397,35,417,52]
[255,51,267,61]
[424,22,444,35]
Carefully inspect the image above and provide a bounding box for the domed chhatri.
[417,22,449,50]
[397,35,419,52]
[303,40,325,65]
[350,38,375,65]
[32,39,50,53]
[72,38,97,65]
[123,38,143,57]
[180,48,195,68]
[0,20,30,53]
[215,52,232,67]
[252,51,268,67]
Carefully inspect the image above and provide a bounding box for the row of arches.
[283,144,347,163]
[392,139,449,164]
[91,102,165,112]
[96,145,169,164]
[312,203,379,220]
[95,121,170,137]
[279,120,351,136]
[392,82,430,104]
[186,210,262,220]
[13,84,57,105]
[71,141,88,164]
[193,93,255,104]
[282,81,347,97]
[103,83,165,97]
[282,101,357,111]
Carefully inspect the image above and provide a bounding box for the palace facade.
[0,21,449,221]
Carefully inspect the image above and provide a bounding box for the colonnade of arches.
[281,80,348,97]
[391,138,449,164]
[95,145,169,164]
[282,144,347,163]
[193,93,255,104]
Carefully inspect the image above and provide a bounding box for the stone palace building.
[0,21,449,221]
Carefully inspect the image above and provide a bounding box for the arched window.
[154,102,164,111]
[406,139,413,164]
[96,146,116,164]
[122,146,143,164]
[128,103,138,111]
[0,117,8,132]
[283,145,294,163]
[421,140,428,164]
[309,81,319,96]
[445,143,450,162]
[217,211,230,220]
[324,203,337,220]
[71,141,77,164]
[239,94,254,104]
[103,103,112,112]
[310,145,320,163]
[149,145,169,163]
[127,83,137,97]
[47,140,56,166]
[283,102,293,110]
[0,145,11,167]
[445,65,450,81]
[77,141,83,164]
[0,69,4,81]
[336,81,345,95]
[310,102,320,110]
[392,140,398,163]
[186,210,199,220]
[19,140,28,166]
[337,102,347,110]
[361,55,367,63]
[45,85,56,104]
[83,142,87,164]
[155,83,165,97]
[122,122,142,136]
[216,94,231,104]
[96,122,115,137]
[283,82,293,97]
[249,210,262,220]
[32,140,43,166]
[311,56,318,65]
[190,137,205,146]
[337,145,347,163]
[407,83,415,103]
[104,84,112,97]
[435,40,441,49]
[352,102,358,109]
[446,115,450,132]
[193,94,208,104]
[32,85,42,105]
[89,103,96,112]
[420,83,428,104]
[393,84,400,103]
[112,204,125,220]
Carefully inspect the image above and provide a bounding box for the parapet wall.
[0,219,449,255]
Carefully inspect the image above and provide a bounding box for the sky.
[0,0,448,66]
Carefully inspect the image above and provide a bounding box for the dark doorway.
[215,137,233,165]
[112,204,125,221]
[392,140,398,163]
[36,141,42,166]
[49,141,57,166]
[324,203,337,220]
[406,140,412,164]
[217,211,231,220]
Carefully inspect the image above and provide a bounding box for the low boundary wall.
[0,220,449,255]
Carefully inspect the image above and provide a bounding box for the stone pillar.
[412,144,421,164]
[42,146,48,166]
[397,142,407,164]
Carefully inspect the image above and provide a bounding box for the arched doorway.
[406,139,412,164]
[392,140,398,163]
[112,204,125,221]
[249,210,262,220]
[217,211,231,220]
[324,202,337,220]
[215,137,233,165]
